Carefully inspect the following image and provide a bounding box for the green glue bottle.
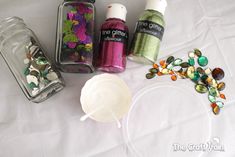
[128,0,167,64]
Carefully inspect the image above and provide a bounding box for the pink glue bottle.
[97,3,129,73]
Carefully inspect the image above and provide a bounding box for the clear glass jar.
[0,17,65,103]
[55,0,95,73]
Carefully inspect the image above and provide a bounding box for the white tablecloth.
[0,0,235,156]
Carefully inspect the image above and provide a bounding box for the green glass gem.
[192,71,200,82]
[167,63,174,70]
[149,68,158,73]
[198,56,208,67]
[208,95,216,103]
[187,66,195,79]
[195,84,208,94]
[173,58,183,66]
[209,87,219,97]
[204,68,212,75]
[41,69,49,78]
[216,101,224,108]
[194,49,202,57]
[63,20,73,34]
[188,51,195,58]
[166,56,175,64]
[188,58,195,66]
[77,45,85,51]
[84,13,93,21]
[24,68,30,76]
[28,82,37,90]
[161,69,169,74]
[30,70,39,77]
[63,33,78,43]
[196,67,205,74]
[180,62,190,68]
[36,57,48,65]
[146,73,155,79]
[172,66,182,72]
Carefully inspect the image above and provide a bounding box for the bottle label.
[135,20,164,40]
[100,29,128,43]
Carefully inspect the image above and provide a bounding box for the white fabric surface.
[0,0,235,156]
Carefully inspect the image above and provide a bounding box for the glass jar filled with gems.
[55,0,95,73]
[0,17,65,103]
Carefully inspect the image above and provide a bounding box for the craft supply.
[0,17,64,103]
[55,0,95,73]
[145,49,226,115]
[128,0,167,64]
[80,74,132,128]
[96,3,128,73]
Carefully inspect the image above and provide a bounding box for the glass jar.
[0,17,65,103]
[55,0,95,73]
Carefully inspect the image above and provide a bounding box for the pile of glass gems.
[24,41,59,96]
[146,49,226,115]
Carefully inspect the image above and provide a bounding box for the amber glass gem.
[157,72,163,76]
[213,105,220,115]
[169,70,174,75]
[220,94,226,100]
[211,103,217,108]
[160,60,166,67]
[217,82,225,91]
[153,63,159,69]
[171,75,177,81]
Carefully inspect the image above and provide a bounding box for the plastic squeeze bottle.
[128,0,167,64]
[96,3,128,73]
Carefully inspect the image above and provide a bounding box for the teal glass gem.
[188,58,195,66]
[41,69,49,78]
[192,71,200,82]
[146,73,155,79]
[216,101,224,108]
[28,82,37,89]
[24,68,30,76]
[201,75,208,84]
[166,56,175,64]
[198,56,208,67]
[208,95,216,103]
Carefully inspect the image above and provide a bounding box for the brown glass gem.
[212,68,225,80]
